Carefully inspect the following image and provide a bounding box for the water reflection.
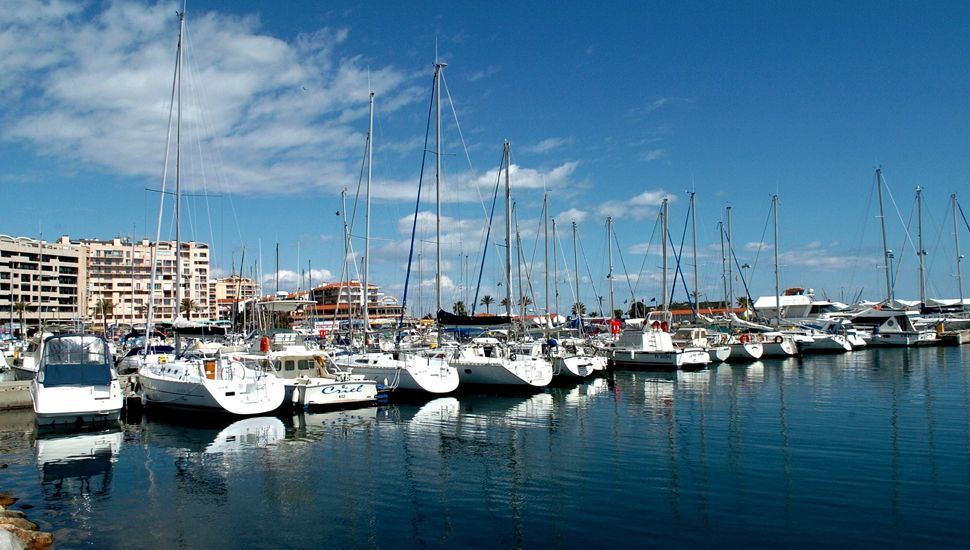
[35,428,122,501]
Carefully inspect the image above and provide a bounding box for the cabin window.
[284,360,296,371]
[298,360,310,371]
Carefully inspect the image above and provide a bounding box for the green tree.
[519,295,533,309]
[93,299,114,334]
[628,301,647,318]
[736,296,751,309]
[613,308,624,320]
[180,298,198,320]
[479,295,494,314]
[571,301,586,316]
[13,301,29,336]
[452,301,468,316]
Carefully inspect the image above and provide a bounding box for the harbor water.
[1,346,969,548]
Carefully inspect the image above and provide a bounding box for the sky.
[2,1,970,316]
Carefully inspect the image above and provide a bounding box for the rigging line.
[577,231,600,314]
[398,71,436,335]
[439,72,491,216]
[847,174,878,295]
[182,27,217,265]
[666,226,695,311]
[347,118,371,249]
[514,206,540,322]
[631,213,660,298]
[610,228,637,305]
[881,173,920,253]
[748,196,773,286]
[471,153,505,315]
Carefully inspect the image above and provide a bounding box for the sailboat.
[330,84,459,394]
[440,141,553,388]
[137,10,285,414]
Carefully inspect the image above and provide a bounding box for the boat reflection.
[289,406,380,441]
[35,428,123,500]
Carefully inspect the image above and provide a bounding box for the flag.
[649,297,656,302]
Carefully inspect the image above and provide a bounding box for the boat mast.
[503,142,513,318]
[572,221,581,330]
[553,217,560,322]
[173,8,185,355]
[434,62,445,322]
[690,192,698,321]
[953,194,965,310]
[362,91,374,338]
[876,168,893,303]
[544,192,550,329]
[607,216,615,319]
[719,221,727,309]
[772,194,781,325]
[916,185,926,308]
[726,206,735,310]
[661,198,668,313]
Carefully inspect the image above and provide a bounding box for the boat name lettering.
[321,384,365,395]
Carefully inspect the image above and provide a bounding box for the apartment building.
[0,235,87,332]
[297,281,404,325]
[211,275,259,320]
[81,237,212,328]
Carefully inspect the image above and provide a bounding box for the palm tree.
[135,304,148,320]
[180,298,198,320]
[628,301,647,318]
[452,300,468,316]
[93,299,114,335]
[479,295,494,314]
[571,301,586,316]
[518,295,533,309]
[13,301,29,338]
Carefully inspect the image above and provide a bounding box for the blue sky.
[2,1,970,315]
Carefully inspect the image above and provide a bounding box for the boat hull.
[450,357,553,387]
[726,343,763,362]
[285,378,379,408]
[552,354,603,378]
[337,353,460,394]
[31,383,123,427]
[139,363,286,415]
[611,348,710,370]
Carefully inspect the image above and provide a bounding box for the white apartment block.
[211,275,259,320]
[81,238,212,328]
[0,235,87,332]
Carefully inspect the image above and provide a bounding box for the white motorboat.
[30,334,123,427]
[852,307,939,347]
[758,332,800,357]
[138,353,286,415]
[610,329,710,370]
[441,337,553,388]
[797,331,853,353]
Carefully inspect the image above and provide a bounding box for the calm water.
[2,346,970,548]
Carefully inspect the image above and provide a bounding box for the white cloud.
[523,137,571,154]
[467,65,500,82]
[597,189,673,220]
[556,208,588,224]
[0,3,421,196]
[640,148,667,162]
[470,161,579,191]
[262,268,334,291]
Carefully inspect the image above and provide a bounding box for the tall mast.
[661,198,668,313]
[172,9,185,355]
[434,62,446,319]
[362,91,374,335]
[690,192,699,321]
[607,216,615,319]
[543,193,550,328]
[572,222,581,327]
[719,221,727,308]
[553,218,560,321]
[503,142,513,317]
[772,194,781,325]
[953,194,965,310]
[876,168,893,303]
[726,206,735,310]
[916,185,926,307]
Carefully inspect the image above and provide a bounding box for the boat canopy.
[39,335,113,387]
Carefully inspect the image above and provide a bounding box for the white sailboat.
[137,10,285,415]
[331,86,459,394]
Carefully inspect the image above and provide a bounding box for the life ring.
[739,334,750,344]
[510,352,517,361]
[773,335,784,344]
[650,320,661,330]
[660,321,669,332]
